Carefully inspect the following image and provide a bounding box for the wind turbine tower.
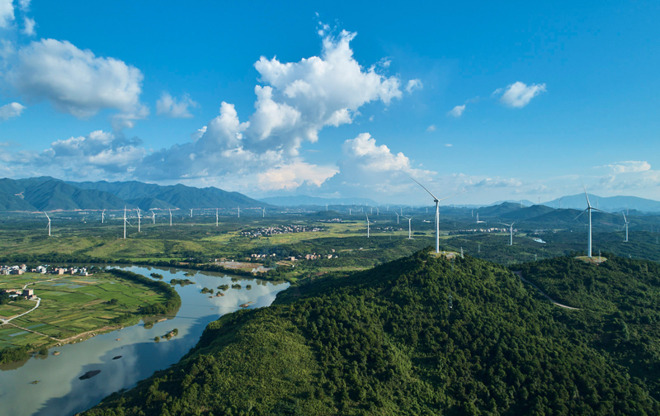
[578,188,601,258]
[44,212,51,237]
[123,207,127,239]
[366,214,370,238]
[501,222,515,246]
[169,209,173,226]
[190,208,193,218]
[137,208,141,233]
[410,177,452,254]
[622,212,629,242]
[395,212,400,224]
[404,216,413,239]
[152,211,156,224]
[216,208,219,227]
[237,206,240,218]
[101,209,105,224]
[262,207,266,218]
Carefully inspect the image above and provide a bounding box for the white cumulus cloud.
[0,102,25,121]
[258,161,338,191]
[606,160,651,174]
[22,16,35,36]
[448,104,466,118]
[10,39,144,119]
[156,92,198,118]
[0,0,14,28]
[496,81,546,108]
[405,79,423,93]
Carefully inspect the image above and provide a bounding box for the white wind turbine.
[395,212,400,224]
[101,209,105,224]
[476,213,486,224]
[500,222,515,246]
[190,208,193,218]
[366,214,370,238]
[262,207,266,218]
[404,216,413,240]
[216,208,219,227]
[152,210,156,224]
[576,187,601,258]
[410,177,452,253]
[44,211,51,237]
[137,208,141,233]
[237,206,240,218]
[123,206,127,239]
[622,212,629,242]
[169,208,173,226]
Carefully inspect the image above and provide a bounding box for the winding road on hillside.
[513,271,580,310]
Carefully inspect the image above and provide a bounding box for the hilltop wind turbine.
[576,187,602,258]
[622,212,629,242]
[169,208,173,226]
[101,209,105,224]
[365,214,370,238]
[500,222,515,246]
[404,216,413,239]
[410,177,452,254]
[44,212,51,237]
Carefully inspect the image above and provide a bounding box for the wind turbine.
[622,212,629,242]
[237,206,240,218]
[123,207,127,239]
[410,177,452,254]
[476,213,486,224]
[190,208,193,218]
[500,222,515,246]
[101,209,105,224]
[137,208,141,233]
[216,208,219,226]
[576,187,601,258]
[169,208,173,226]
[44,212,51,237]
[395,212,400,224]
[404,216,413,239]
[365,214,370,238]
[262,207,266,218]
[152,210,156,224]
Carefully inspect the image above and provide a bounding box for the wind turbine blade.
[574,209,587,221]
[583,186,592,208]
[622,212,627,223]
[409,175,438,201]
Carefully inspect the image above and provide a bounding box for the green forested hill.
[86,252,658,415]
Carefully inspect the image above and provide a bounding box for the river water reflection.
[0,266,289,416]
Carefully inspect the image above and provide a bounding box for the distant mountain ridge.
[0,177,264,211]
[260,195,378,207]
[544,193,660,212]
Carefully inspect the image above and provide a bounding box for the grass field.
[0,272,168,352]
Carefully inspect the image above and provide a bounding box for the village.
[239,224,324,238]
[0,264,93,303]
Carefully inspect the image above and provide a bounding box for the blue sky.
[0,0,658,204]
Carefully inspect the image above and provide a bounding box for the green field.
[0,272,168,352]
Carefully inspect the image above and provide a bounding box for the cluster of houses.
[1,288,35,300]
[248,248,338,262]
[450,227,514,235]
[240,225,324,238]
[1,264,92,276]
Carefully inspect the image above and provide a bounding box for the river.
[0,266,289,416]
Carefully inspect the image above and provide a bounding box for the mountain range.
[0,177,264,211]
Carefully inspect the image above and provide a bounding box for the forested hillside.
[86,251,658,415]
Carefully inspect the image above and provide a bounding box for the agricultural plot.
[0,272,168,352]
